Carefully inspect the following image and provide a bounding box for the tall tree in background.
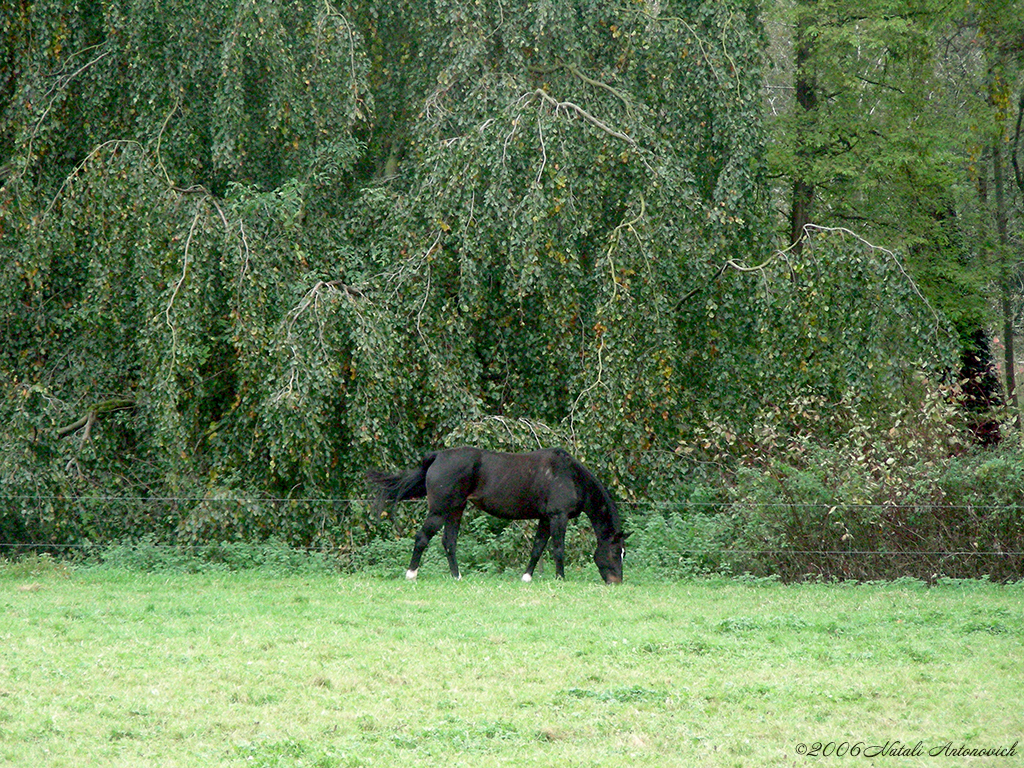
[788,0,817,254]
[768,0,1024,437]
[770,0,959,256]
[977,0,1024,430]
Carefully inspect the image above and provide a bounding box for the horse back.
[428,447,581,520]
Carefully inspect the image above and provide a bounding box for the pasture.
[1,560,1021,767]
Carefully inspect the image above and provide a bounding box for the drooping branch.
[271,279,367,404]
[44,139,144,217]
[524,89,637,148]
[13,45,114,190]
[676,247,794,308]
[528,60,637,118]
[283,279,365,337]
[675,226,944,332]
[602,194,648,306]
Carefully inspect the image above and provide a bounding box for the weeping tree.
[0,0,374,544]
[346,1,774,492]
[0,0,957,549]
[344,0,954,496]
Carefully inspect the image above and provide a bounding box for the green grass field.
[1,560,1022,767]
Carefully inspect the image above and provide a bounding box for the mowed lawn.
[1,563,1022,767]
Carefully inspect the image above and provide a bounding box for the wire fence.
[2,495,1023,580]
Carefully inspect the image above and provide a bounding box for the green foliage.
[679,397,1023,581]
[627,505,732,579]
[766,0,1024,351]
[0,0,1007,583]
[767,0,956,233]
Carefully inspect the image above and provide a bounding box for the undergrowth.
[86,536,338,575]
[3,389,1023,582]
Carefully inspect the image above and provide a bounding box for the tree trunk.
[1013,90,1024,195]
[790,178,814,254]
[960,328,1003,445]
[993,137,1022,431]
[789,1,818,255]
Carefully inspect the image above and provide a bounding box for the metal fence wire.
[1,496,1022,581]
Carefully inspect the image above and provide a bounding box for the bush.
[697,446,1024,582]
[614,389,1021,582]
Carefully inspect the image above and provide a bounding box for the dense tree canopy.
[1,0,1020,564]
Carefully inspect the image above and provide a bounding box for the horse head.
[594,530,629,584]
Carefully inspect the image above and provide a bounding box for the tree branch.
[563,63,636,116]
[525,89,637,147]
[57,398,135,438]
[676,262,730,306]
[676,242,802,308]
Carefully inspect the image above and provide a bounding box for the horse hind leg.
[441,509,464,580]
[522,518,551,582]
[407,512,445,580]
[549,512,569,580]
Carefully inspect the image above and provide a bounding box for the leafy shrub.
[699,435,1024,581]
[346,535,424,577]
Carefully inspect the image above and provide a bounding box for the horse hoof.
[405,569,418,581]
[521,573,532,583]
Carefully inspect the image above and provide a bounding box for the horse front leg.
[522,518,551,582]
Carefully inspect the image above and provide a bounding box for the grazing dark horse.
[367,447,627,583]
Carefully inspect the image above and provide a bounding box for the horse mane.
[566,453,622,538]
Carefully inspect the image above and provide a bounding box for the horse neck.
[584,481,621,541]
[568,456,621,539]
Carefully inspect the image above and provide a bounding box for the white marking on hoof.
[405,569,418,581]
[521,573,532,583]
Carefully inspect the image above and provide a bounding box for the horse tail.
[366,451,438,514]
